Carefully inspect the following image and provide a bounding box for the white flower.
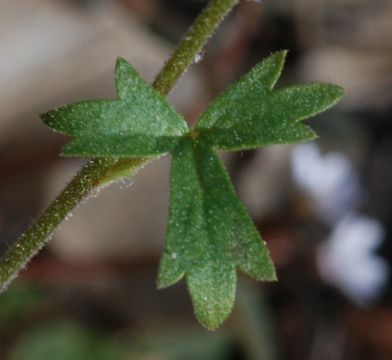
[291,143,361,224]
[317,214,388,305]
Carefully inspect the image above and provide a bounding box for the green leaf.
[196,51,286,130]
[196,51,344,150]
[40,52,344,330]
[158,137,275,330]
[42,58,188,158]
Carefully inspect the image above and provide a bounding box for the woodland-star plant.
[42,51,343,329]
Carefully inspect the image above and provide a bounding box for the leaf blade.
[195,50,344,151]
[158,137,275,329]
[61,135,182,158]
[42,59,189,158]
[196,50,287,130]
[203,83,342,151]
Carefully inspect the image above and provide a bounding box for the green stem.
[153,0,239,96]
[0,0,239,291]
[0,158,117,291]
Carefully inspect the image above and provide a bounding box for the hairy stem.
[0,0,239,291]
[153,0,239,96]
[0,158,117,291]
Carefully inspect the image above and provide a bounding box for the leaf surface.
[158,137,276,329]
[41,51,344,330]
[196,51,344,150]
[42,58,188,157]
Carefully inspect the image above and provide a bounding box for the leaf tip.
[114,56,137,99]
[199,316,224,331]
[274,48,288,64]
[193,298,233,331]
[321,83,345,104]
[259,259,278,282]
[330,84,345,102]
[114,56,129,72]
[194,301,234,331]
[41,109,69,136]
[267,268,278,282]
[239,250,278,283]
[156,274,184,290]
[275,49,289,60]
[40,110,55,128]
[264,49,288,90]
[156,260,185,290]
[187,269,237,330]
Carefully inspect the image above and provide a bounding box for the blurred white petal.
[291,143,361,223]
[317,214,388,305]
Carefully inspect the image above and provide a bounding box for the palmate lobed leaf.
[42,51,344,330]
[196,51,344,151]
[158,137,275,329]
[41,58,188,157]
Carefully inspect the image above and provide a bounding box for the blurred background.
[1,0,392,359]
